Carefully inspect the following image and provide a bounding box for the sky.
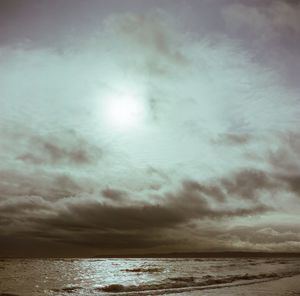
[0,0,300,257]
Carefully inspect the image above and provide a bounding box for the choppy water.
[0,257,300,295]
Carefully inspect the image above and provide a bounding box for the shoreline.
[170,274,300,296]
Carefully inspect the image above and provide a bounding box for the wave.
[96,271,300,295]
[121,267,163,273]
[169,276,195,283]
[51,286,82,293]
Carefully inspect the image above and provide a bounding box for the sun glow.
[103,90,145,131]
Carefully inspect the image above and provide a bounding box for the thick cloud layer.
[0,0,299,256]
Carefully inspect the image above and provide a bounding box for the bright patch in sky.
[103,91,145,131]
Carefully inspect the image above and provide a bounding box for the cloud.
[0,169,83,201]
[16,130,103,166]
[0,127,104,201]
[220,169,278,201]
[277,175,300,196]
[101,188,127,202]
[266,132,300,197]
[222,1,300,41]
[218,225,300,252]
[2,159,300,255]
[211,133,252,145]
[180,180,226,203]
[254,227,300,244]
[105,12,188,65]
[221,0,300,87]
[0,175,272,255]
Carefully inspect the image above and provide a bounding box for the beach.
[171,274,300,296]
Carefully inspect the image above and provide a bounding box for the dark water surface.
[0,257,300,295]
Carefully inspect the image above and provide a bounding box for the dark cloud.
[220,169,279,201]
[0,170,83,200]
[181,180,226,202]
[16,131,103,166]
[220,166,300,200]
[0,178,271,255]
[267,132,300,196]
[2,161,300,255]
[0,128,103,200]
[101,188,127,201]
[276,174,300,196]
[269,132,300,172]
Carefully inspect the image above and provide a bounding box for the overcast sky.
[1,0,300,257]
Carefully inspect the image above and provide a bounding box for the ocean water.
[0,257,300,295]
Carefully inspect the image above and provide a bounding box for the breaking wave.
[121,267,162,273]
[96,270,300,295]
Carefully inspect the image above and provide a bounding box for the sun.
[103,91,145,131]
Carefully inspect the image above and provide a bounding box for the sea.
[0,257,300,295]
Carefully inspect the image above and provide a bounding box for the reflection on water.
[0,257,300,295]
